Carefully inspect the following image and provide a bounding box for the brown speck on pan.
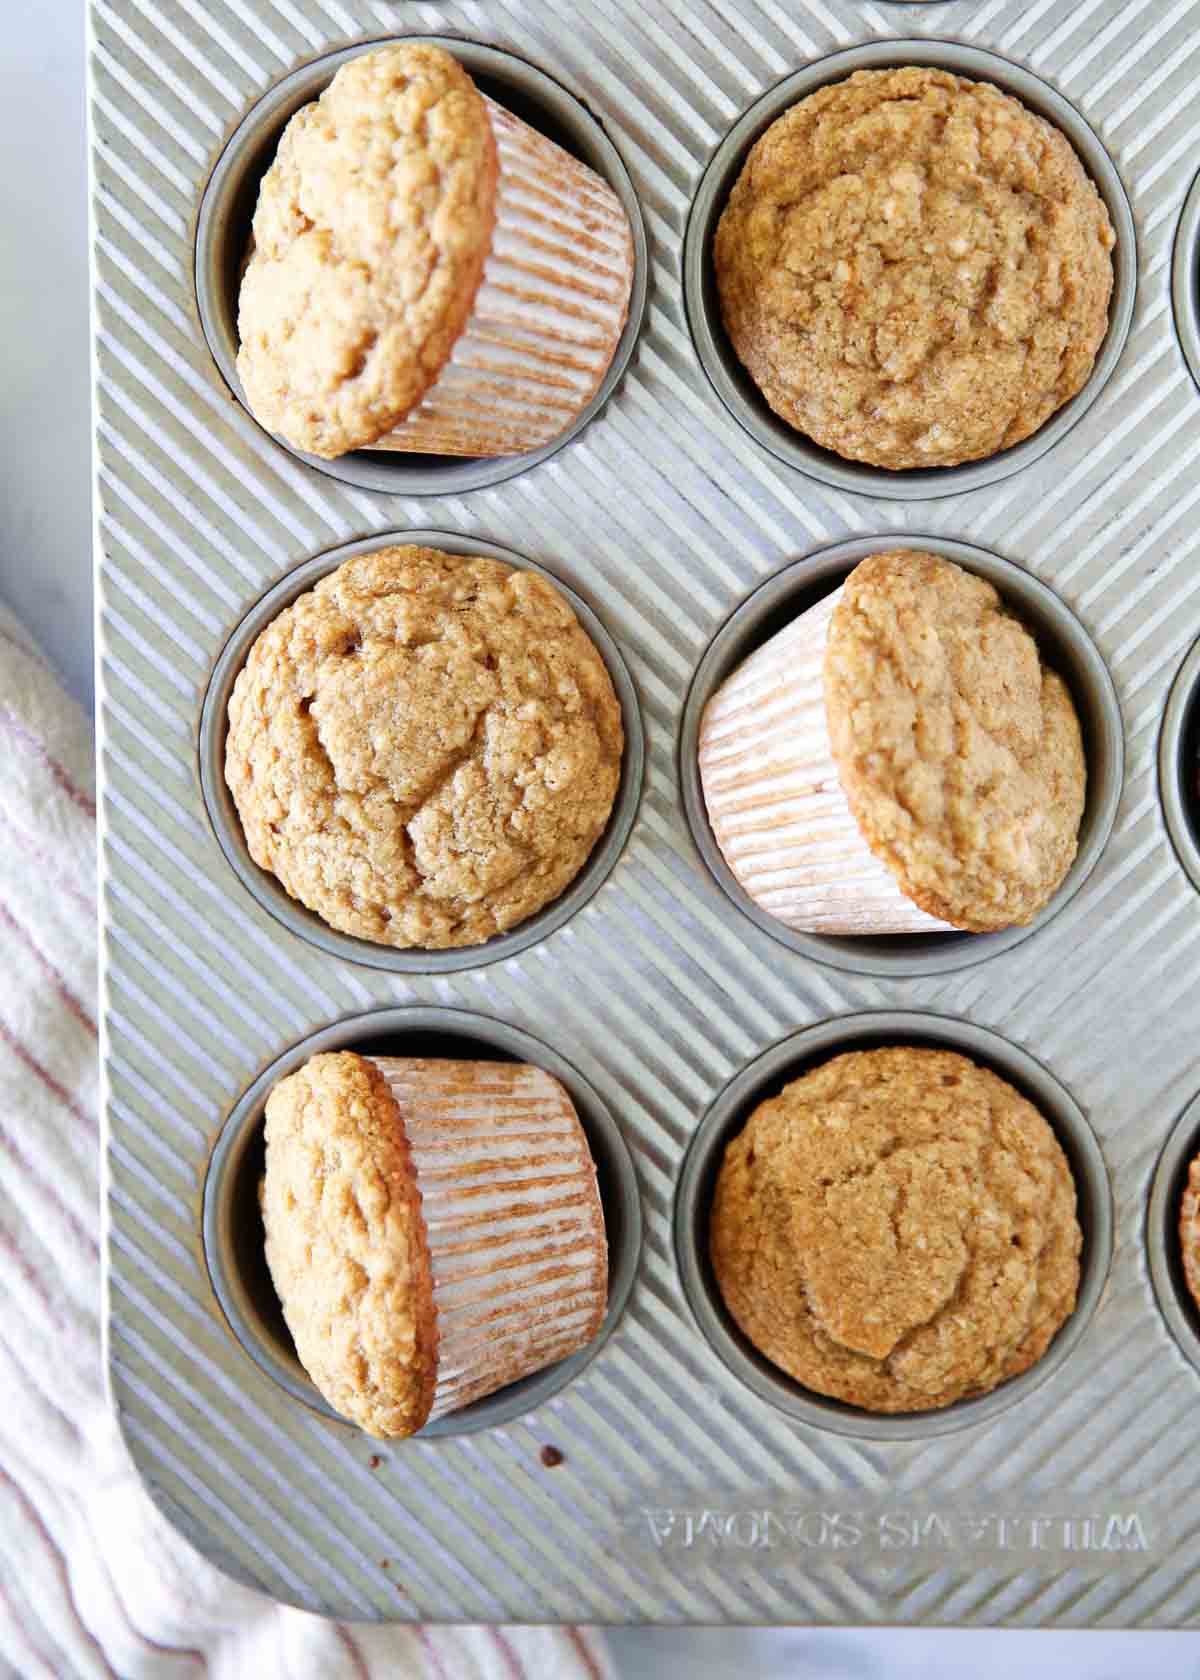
[540,1444,565,1468]
[368,1454,382,1469]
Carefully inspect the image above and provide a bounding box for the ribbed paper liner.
[371,1057,608,1422]
[375,98,634,457]
[698,588,955,936]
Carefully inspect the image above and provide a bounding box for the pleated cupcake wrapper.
[698,588,955,936]
[376,97,634,457]
[370,1057,608,1422]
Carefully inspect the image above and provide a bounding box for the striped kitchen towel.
[0,600,612,1680]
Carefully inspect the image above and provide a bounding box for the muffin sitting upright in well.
[237,42,634,460]
[224,545,623,949]
[698,550,1086,936]
[710,1047,1082,1414]
[715,66,1115,470]
[263,1052,608,1436]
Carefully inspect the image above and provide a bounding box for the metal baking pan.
[93,0,1200,1627]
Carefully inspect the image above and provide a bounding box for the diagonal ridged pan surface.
[91,0,1200,1625]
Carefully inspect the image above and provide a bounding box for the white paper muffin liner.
[698,588,956,936]
[376,98,634,457]
[371,1057,608,1422]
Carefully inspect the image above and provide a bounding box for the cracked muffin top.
[824,551,1086,932]
[237,43,497,458]
[714,66,1115,470]
[224,545,623,949]
[710,1046,1082,1413]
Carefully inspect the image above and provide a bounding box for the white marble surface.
[3,0,1199,1671]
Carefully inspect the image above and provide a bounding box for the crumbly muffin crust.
[715,66,1115,470]
[237,44,497,458]
[225,545,623,949]
[710,1047,1082,1413]
[824,551,1086,932]
[262,1051,437,1437]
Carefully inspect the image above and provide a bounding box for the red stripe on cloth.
[0,810,95,915]
[490,1629,528,1680]
[88,1537,208,1674]
[0,1330,82,1448]
[0,1574,62,1680]
[0,705,96,820]
[0,1216,66,1335]
[0,1106,98,1260]
[0,1017,98,1139]
[0,1465,120,1679]
[0,900,97,1038]
[336,1626,370,1680]
[418,1627,452,1680]
[567,1628,608,1680]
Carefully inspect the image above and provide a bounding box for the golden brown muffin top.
[237,44,497,457]
[710,1047,1082,1413]
[824,551,1086,932]
[715,67,1114,470]
[262,1052,437,1438]
[224,545,624,950]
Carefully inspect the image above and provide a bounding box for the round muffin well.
[682,39,1136,501]
[201,531,645,975]
[262,1050,608,1438]
[710,1046,1081,1414]
[715,66,1114,472]
[679,535,1123,979]
[202,1007,643,1438]
[674,1013,1113,1441]
[224,544,623,952]
[195,37,648,496]
[1147,1090,1200,1386]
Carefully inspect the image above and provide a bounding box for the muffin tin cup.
[198,530,645,975]
[1148,1090,1200,1380]
[673,1011,1114,1443]
[1158,636,1200,897]
[1173,170,1200,395]
[194,36,648,496]
[202,1006,642,1438]
[682,39,1137,502]
[678,535,1124,980]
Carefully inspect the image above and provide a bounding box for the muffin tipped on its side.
[698,550,1086,937]
[709,1046,1082,1413]
[263,1050,608,1437]
[237,42,634,461]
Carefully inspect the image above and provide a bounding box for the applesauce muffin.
[237,42,634,460]
[225,545,624,949]
[710,1047,1082,1413]
[698,550,1086,935]
[714,66,1115,469]
[263,1051,607,1436]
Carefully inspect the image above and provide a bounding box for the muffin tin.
[93,0,1200,1631]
